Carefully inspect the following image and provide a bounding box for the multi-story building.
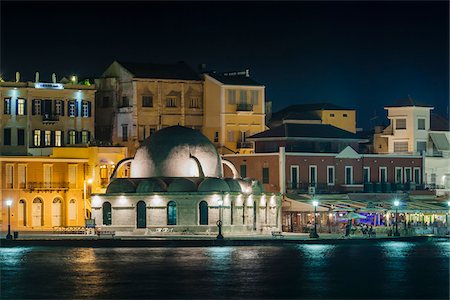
[374,100,450,195]
[0,146,127,232]
[269,103,357,133]
[203,70,266,154]
[95,61,203,155]
[0,74,95,155]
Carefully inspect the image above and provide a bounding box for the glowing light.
[87,178,93,184]
[34,83,63,89]
[447,201,450,207]
[329,213,333,217]
[6,200,12,206]
[312,200,319,207]
[394,200,400,207]
[119,196,127,204]
[71,75,77,82]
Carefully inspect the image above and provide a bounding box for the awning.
[282,198,328,212]
[430,132,450,151]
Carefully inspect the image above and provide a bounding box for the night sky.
[1,1,449,129]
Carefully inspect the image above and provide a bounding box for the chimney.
[35,72,40,83]
[15,72,20,82]
[52,73,57,83]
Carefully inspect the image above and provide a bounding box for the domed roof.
[168,178,198,192]
[136,178,167,193]
[198,178,230,192]
[130,126,222,178]
[224,178,243,192]
[106,179,137,194]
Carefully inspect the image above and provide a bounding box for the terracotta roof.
[117,61,201,80]
[385,98,433,108]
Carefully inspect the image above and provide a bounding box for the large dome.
[130,126,223,178]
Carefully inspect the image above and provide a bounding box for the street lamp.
[6,200,12,240]
[216,197,224,240]
[310,200,320,238]
[394,200,400,236]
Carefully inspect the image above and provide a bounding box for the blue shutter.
[88,101,92,117]
[76,131,82,144]
[15,99,18,115]
[61,101,65,116]
[4,99,8,114]
[24,99,27,115]
[75,101,79,117]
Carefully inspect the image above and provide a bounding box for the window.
[327,166,335,186]
[396,118,406,129]
[82,101,90,117]
[17,129,25,146]
[417,141,427,154]
[100,165,109,187]
[138,125,145,142]
[250,90,259,105]
[228,90,236,104]
[404,167,412,183]
[17,98,25,115]
[55,131,62,146]
[430,173,436,184]
[262,167,269,184]
[6,164,13,189]
[309,165,317,186]
[414,167,421,185]
[291,165,299,189]
[68,165,77,188]
[69,199,77,220]
[239,90,247,103]
[69,130,76,145]
[18,200,26,226]
[81,131,89,144]
[395,167,403,183]
[18,164,27,188]
[330,113,335,117]
[43,164,53,188]
[214,131,219,143]
[122,96,129,107]
[394,142,408,153]
[33,99,42,115]
[150,127,156,136]
[68,101,76,117]
[44,130,51,146]
[345,166,353,185]
[418,118,425,130]
[3,128,11,145]
[55,100,63,116]
[199,201,208,225]
[165,97,177,107]
[122,125,128,142]
[142,95,153,107]
[167,201,177,225]
[227,130,235,142]
[4,98,11,114]
[240,165,247,178]
[189,97,200,108]
[379,167,387,183]
[363,167,370,183]
[33,130,41,147]
[102,202,112,225]
[343,114,348,117]
[102,96,110,108]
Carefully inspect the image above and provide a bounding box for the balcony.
[237,141,253,149]
[42,114,60,123]
[236,103,253,112]
[27,182,69,191]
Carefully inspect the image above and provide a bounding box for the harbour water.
[1,238,449,299]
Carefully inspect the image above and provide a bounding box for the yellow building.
[268,103,356,133]
[0,146,127,232]
[0,73,96,156]
[203,71,266,154]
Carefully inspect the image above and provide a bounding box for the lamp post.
[394,200,400,236]
[310,200,320,238]
[216,197,224,240]
[83,178,93,220]
[6,200,12,240]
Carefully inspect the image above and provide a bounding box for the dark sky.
[1,1,449,129]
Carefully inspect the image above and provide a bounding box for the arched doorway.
[167,201,177,225]
[102,202,112,225]
[69,199,77,221]
[199,201,208,225]
[18,200,26,226]
[136,201,147,228]
[52,198,62,227]
[32,198,43,227]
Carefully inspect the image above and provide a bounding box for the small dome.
[198,178,231,192]
[136,179,167,193]
[224,178,242,192]
[168,178,198,192]
[106,179,137,194]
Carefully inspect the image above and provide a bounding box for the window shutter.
[4,99,8,114]
[88,101,92,117]
[75,101,79,117]
[40,131,45,147]
[15,99,18,115]
[50,131,55,146]
[76,131,82,144]
[61,100,65,116]
[61,131,65,146]
[24,99,27,115]
[32,100,36,115]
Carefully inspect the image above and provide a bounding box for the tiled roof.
[270,103,353,121]
[385,98,433,108]
[248,123,362,140]
[430,113,450,131]
[207,72,263,86]
[117,61,201,80]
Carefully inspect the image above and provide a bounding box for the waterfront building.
[373,99,450,196]
[0,146,127,232]
[203,70,266,154]
[95,61,203,156]
[91,126,282,235]
[0,73,95,156]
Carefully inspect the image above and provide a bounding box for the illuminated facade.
[0,146,127,231]
[91,126,282,235]
[0,74,96,156]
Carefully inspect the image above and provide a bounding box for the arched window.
[69,199,77,221]
[32,198,43,227]
[102,202,112,225]
[167,201,177,225]
[52,198,62,227]
[199,201,208,225]
[136,201,147,228]
[18,199,26,226]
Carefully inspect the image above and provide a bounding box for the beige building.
[95,61,203,155]
[0,73,95,156]
[0,146,127,232]
[203,71,266,154]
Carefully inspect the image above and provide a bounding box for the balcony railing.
[236,103,253,112]
[42,114,60,122]
[287,182,431,194]
[237,141,253,149]
[27,182,69,191]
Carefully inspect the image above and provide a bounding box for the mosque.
[91,126,282,235]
